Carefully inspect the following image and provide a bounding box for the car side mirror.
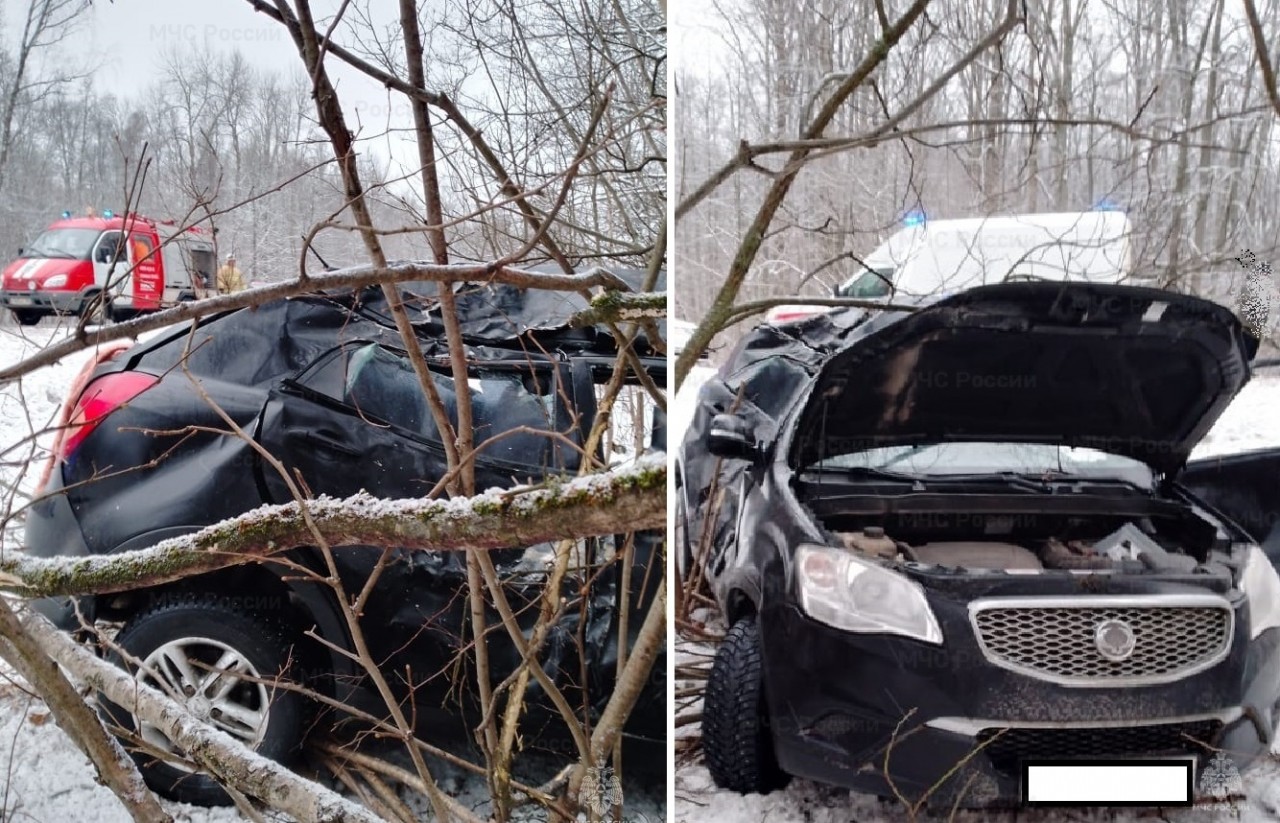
[707,413,759,461]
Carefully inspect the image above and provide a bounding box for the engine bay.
[824,510,1234,574]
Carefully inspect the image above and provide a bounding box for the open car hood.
[791,282,1254,475]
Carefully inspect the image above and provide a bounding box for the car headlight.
[42,273,67,288]
[1241,545,1280,639]
[794,544,943,644]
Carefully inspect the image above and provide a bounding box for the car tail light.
[765,305,824,325]
[60,371,159,460]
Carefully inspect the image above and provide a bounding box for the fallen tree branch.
[569,290,667,327]
[720,295,921,328]
[19,606,384,823]
[567,577,666,801]
[0,599,171,823]
[0,260,632,384]
[3,455,665,598]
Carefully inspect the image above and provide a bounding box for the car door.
[1179,447,1280,559]
[91,230,125,294]
[127,230,163,310]
[255,340,586,702]
[682,355,799,589]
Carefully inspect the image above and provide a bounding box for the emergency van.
[836,210,1133,300]
[765,210,1135,324]
[0,211,216,325]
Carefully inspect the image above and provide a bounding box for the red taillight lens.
[60,371,159,460]
[766,306,824,325]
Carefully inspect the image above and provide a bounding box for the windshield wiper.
[24,246,74,259]
[838,466,926,484]
[918,471,1081,493]
[836,469,1063,493]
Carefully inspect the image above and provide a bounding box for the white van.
[836,211,1133,300]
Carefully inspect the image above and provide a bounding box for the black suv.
[26,280,666,804]
[678,282,1280,808]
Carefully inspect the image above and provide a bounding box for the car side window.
[841,266,893,298]
[94,231,123,264]
[346,344,439,435]
[296,343,570,469]
[298,343,449,440]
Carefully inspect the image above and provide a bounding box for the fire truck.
[0,211,216,325]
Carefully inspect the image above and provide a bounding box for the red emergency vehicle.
[0,211,215,325]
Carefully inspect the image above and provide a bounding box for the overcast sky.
[80,0,306,86]
[5,0,421,168]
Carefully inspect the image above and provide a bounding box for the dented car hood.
[791,282,1254,475]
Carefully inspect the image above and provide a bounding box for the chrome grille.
[970,597,1232,686]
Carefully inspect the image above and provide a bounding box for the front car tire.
[702,615,791,794]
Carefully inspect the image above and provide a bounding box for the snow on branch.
[0,260,633,384]
[2,455,666,598]
[569,290,667,327]
[20,609,386,823]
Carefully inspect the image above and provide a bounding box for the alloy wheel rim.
[133,637,271,771]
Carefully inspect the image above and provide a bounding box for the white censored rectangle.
[1023,760,1193,806]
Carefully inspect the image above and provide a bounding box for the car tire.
[12,309,41,326]
[100,595,310,806]
[81,290,107,324]
[703,615,791,794]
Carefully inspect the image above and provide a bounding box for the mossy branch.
[569,290,667,327]
[4,456,666,599]
[21,609,386,823]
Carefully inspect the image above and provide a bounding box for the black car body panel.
[1181,447,1280,549]
[758,601,1280,806]
[681,282,1280,806]
[27,277,666,743]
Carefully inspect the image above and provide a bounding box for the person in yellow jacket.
[217,254,246,294]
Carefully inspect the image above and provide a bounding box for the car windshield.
[839,266,893,298]
[809,442,1155,488]
[23,228,100,260]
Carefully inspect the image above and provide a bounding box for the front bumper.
[759,600,1280,808]
[0,289,84,314]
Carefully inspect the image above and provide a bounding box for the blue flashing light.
[102,209,114,219]
[60,210,72,219]
[1093,198,1123,212]
[903,210,926,227]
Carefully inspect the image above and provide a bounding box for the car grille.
[971,603,1232,686]
[977,721,1221,776]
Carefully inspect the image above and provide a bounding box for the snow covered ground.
[673,361,1280,821]
[0,319,96,553]
[0,318,666,821]
[1193,365,1280,458]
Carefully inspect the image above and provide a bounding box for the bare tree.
[0,0,667,820]
[673,0,1280,382]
